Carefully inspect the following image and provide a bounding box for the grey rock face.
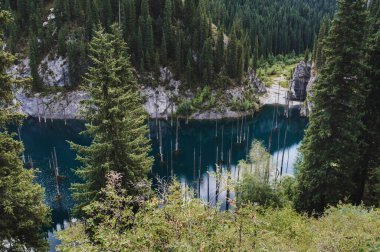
[8,55,69,87]
[39,55,69,87]
[248,68,266,93]
[289,61,311,101]
[15,89,88,120]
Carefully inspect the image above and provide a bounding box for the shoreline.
[16,83,303,121]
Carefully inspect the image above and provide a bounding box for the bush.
[237,174,283,207]
[58,179,380,252]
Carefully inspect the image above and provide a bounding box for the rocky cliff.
[11,57,271,120]
[300,68,317,117]
[289,61,311,101]
[8,55,68,87]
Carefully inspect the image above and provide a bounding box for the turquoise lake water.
[18,105,307,251]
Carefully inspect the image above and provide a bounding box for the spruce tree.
[315,16,330,71]
[0,11,50,251]
[201,37,213,83]
[136,26,144,70]
[70,25,153,213]
[163,0,174,59]
[359,2,380,205]
[160,32,168,66]
[126,0,136,36]
[67,40,86,88]
[253,36,259,76]
[85,0,96,40]
[215,28,224,74]
[226,34,238,78]
[144,15,154,70]
[29,31,42,91]
[185,51,193,88]
[296,0,369,214]
[100,0,113,30]
[236,43,244,80]
[175,31,183,76]
[304,48,310,63]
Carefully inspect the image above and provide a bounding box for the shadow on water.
[18,105,307,251]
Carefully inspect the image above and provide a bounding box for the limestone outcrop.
[289,61,311,101]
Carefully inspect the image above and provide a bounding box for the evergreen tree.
[185,50,193,88]
[0,11,50,251]
[253,36,259,76]
[201,37,213,83]
[136,26,144,70]
[236,43,244,81]
[163,0,174,59]
[144,15,154,70]
[85,0,96,40]
[7,22,18,53]
[54,0,65,28]
[214,28,224,74]
[29,31,42,91]
[160,32,168,66]
[70,25,153,213]
[125,0,136,36]
[359,2,380,206]
[175,31,183,76]
[67,40,86,88]
[315,17,330,71]
[311,36,318,63]
[226,34,238,78]
[57,27,67,55]
[16,0,29,27]
[304,48,310,63]
[100,0,113,30]
[296,0,369,214]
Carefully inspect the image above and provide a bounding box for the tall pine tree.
[70,25,153,213]
[28,30,41,91]
[296,0,369,214]
[0,11,50,251]
[359,0,380,205]
[214,28,224,74]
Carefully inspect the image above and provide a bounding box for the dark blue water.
[18,105,307,251]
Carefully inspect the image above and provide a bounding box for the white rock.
[15,88,89,120]
[38,55,68,87]
[7,59,31,79]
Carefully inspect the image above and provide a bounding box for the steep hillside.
[1,0,336,91]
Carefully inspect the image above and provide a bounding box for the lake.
[18,105,307,251]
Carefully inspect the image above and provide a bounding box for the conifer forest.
[1,0,380,251]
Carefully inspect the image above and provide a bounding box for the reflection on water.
[19,105,307,251]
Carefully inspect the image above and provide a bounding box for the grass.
[258,55,303,88]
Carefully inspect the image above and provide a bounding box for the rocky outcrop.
[248,68,266,93]
[10,56,287,120]
[300,69,317,117]
[7,59,30,79]
[289,61,311,101]
[39,55,68,87]
[15,89,88,120]
[142,67,183,119]
[8,55,69,87]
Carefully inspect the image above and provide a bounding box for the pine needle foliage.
[0,10,51,251]
[70,24,153,214]
[296,0,369,214]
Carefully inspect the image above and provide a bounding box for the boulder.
[289,61,311,101]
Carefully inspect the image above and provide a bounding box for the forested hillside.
[0,0,336,91]
[208,0,336,56]
[2,0,380,251]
